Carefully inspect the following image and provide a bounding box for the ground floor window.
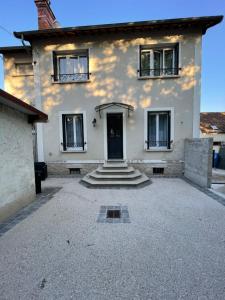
[147,111,171,149]
[62,114,84,151]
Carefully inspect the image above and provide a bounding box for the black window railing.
[52,73,91,82]
[61,141,86,150]
[138,68,181,77]
[146,140,172,149]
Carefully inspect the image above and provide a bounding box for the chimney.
[34,0,59,30]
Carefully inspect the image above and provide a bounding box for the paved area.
[211,168,225,198]
[1,177,225,299]
[212,168,225,183]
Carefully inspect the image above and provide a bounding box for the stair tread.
[97,166,134,174]
[82,174,149,186]
[90,169,141,179]
[103,163,128,169]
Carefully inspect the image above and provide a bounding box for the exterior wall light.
[92,118,97,127]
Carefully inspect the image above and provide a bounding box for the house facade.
[0,0,223,176]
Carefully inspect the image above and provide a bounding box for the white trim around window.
[58,110,87,152]
[144,107,174,151]
[138,42,181,79]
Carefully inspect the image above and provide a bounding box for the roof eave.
[14,15,223,41]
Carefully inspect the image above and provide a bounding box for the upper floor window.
[15,62,33,76]
[139,44,179,78]
[53,50,90,83]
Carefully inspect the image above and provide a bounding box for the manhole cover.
[107,209,121,219]
[97,206,130,223]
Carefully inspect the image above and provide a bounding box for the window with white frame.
[147,111,171,149]
[139,44,179,77]
[62,114,85,151]
[53,50,89,82]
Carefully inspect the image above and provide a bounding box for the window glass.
[147,112,170,148]
[141,51,151,76]
[159,113,168,147]
[63,114,84,150]
[148,114,157,147]
[153,50,163,76]
[75,115,84,147]
[65,116,74,148]
[55,50,89,81]
[139,45,178,77]
[164,50,173,75]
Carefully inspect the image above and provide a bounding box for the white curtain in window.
[153,50,163,76]
[59,57,67,74]
[148,114,156,147]
[164,50,173,75]
[65,116,74,147]
[141,51,151,76]
[158,114,168,147]
[75,115,83,147]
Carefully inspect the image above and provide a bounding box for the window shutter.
[174,44,179,75]
[167,112,171,149]
[62,115,67,151]
[80,114,85,150]
[53,51,58,81]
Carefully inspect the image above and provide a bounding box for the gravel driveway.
[0,177,225,300]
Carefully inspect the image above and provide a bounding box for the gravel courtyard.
[1,177,225,300]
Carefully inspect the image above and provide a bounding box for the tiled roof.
[200,112,225,134]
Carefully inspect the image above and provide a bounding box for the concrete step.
[81,173,150,188]
[102,162,128,169]
[89,169,142,181]
[96,166,135,175]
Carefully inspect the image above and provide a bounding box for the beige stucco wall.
[3,30,202,169]
[0,103,35,222]
[3,52,35,105]
[36,31,201,163]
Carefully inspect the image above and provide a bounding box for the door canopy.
[95,102,134,118]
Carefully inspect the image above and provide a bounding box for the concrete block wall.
[184,138,213,188]
[0,104,36,222]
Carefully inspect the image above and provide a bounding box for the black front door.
[107,113,123,159]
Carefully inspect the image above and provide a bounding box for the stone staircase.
[81,162,150,188]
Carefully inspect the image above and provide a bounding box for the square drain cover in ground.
[107,209,121,218]
[97,206,130,223]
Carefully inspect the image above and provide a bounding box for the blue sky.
[0,0,224,112]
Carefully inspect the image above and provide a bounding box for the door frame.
[104,109,127,161]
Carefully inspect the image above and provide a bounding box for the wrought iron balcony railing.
[138,68,181,77]
[52,73,91,82]
[61,141,86,150]
[145,140,172,149]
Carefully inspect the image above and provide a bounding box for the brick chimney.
[34,0,59,29]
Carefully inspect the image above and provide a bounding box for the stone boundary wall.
[184,138,213,188]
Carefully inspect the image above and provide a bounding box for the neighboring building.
[0,0,223,176]
[0,89,47,222]
[200,112,225,153]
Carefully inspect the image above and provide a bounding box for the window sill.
[61,150,87,153]
[12,74,34,77]
[138,75,180,80]
[145,148,173,152]
[52,79,91,84]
